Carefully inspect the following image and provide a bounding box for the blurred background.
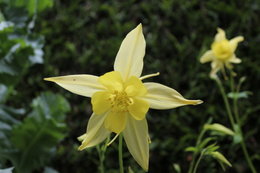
[0,0,259,173]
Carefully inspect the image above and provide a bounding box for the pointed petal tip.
[199,56,208,64]
[138,158,149,172]
[44,77,55,82]
[189,99,203,105]
[217,27,224,32]
[77,134,86,141]
[143,167,148,172]
[235,36,244,42]
[195,100,203,105]
[135,23,143,32]
[78,145,85,151]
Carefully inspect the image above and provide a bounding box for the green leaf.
[0,21,14,31]
[210,151,232,167]
[233,124,242,144]
[227,91,252,99]
[173,163,181,173]
[8,0,54,16]
[31,92,70,121]
[204,143,219,153]
[43,167,59,173]
[0,92,70,173]
[198,137,216,150]
[0,167,14,173]
[204,123,235,136]
[185,146,197,152]
[0,84,8,103]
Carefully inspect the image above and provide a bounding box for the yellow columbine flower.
[44,24,202,171]
[200,28,244,77]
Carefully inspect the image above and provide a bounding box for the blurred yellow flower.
[200,28,244,77]
[45,24,202,171]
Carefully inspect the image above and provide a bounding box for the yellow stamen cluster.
[211,40,232,60]
[108,90,133,112]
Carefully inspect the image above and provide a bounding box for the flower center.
[212,40,232,60]
[108,90,133,112]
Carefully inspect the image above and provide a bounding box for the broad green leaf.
[0,84,8,103]
[43,167,59,173]
[0,21,14,31]
[31,92,70,121]
[0,167,14,173]
[0,105,24,125]
[0,92,70,173]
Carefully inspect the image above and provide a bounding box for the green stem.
[214,78,236,129]
[96,146,104,173]
[97,136,110,173]
[241,139,257,173]
[188,121,209,173]
[192,152,204,173]
[230,74,240,125]
[119,134,124,173]
[215,77,256,173]
[229,75,257,173]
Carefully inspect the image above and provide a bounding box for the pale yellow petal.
[229,36,244,52]
[200,50,215,63]
[225,62,233,69]
[77,134,86,141]
[44,75,104,97]
[229,55,241,64]
[114,24,146,80]
[215,28,226,42]
[128,98,149,120]
[143,83,203,110]
[210,61,222,77]
[104,111,127,133]
[98,71,123,91]
[91,91,111,115]
[125,76,147,97]
[123,116,149,171]
[78,113,110,150]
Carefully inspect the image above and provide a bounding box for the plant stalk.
[193,152,204,173]
[187,127,207,173]
[215,77,256,173]
[229,75,257,173]
[119,134,124,173]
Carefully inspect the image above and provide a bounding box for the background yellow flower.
[200,28,244,77]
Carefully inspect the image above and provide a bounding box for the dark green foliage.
[32,0,260,172]
[1,0,54,16]
[0,1,44,90]
[0,1,70,172]
[0,92,70,173]
[0,0,259,172]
